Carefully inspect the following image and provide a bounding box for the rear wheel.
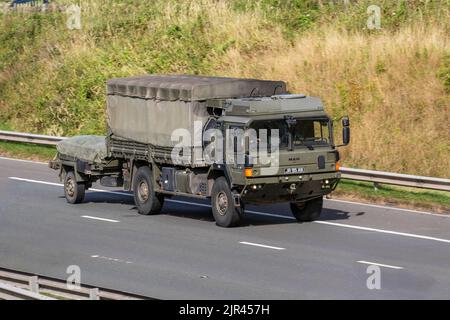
[211,177,243,228]
[64,171,85,204]
[290,197,323,222]
[133,166,164,215]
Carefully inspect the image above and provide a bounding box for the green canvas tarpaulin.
[57,135,107,163]
[105,75,287,147]
[106,75,286,101]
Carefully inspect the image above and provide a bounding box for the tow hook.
[289,183,297,194]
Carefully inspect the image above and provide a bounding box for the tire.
[211,177,243,227]
[133,166,164,215]
[290,197,323,222]
[64,171,85,204]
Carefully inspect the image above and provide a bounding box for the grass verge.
[333,180,450,214]
[0,140,56,162]
[40,291,71,300]
[0,140,448,214]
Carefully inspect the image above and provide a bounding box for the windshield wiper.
[284,116,297,151]
[295,138,315,150]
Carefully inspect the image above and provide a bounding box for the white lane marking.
[9,177,132,197]
[170,201,450,245]
[9,176,63,187]
[81,215,120,223]
[168,199,295,220]
[167,199,210,208]
[314,220,450,244]
[8,177,450,245]
[326,198,450,218]
[245,209,295,220]
[88,188,132,197]
[357,260,404,270]
[91,254,132,264]
[240,241,286,250]
[150,196,450,220]
[0,156,47,165]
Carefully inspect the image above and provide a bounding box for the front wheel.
[133,166,164,215]
[290,197,323,222]
[211,177,243,228]
[64,171,85,204]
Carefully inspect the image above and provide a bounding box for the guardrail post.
[89,288,100,300]
[29,276,39,293]
[373,182,381,191]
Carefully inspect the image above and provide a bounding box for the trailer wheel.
[290,197,323,222]
[133,166,164,215]
[64,171,85,204]
[211,177,243,228]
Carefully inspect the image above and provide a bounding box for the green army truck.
[50,75,350,227]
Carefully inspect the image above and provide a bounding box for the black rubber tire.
[290,197,323,222]
[64,171,85,204]
[211,177,243,227]
[133,166,164,215]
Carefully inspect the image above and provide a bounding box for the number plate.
[284,167,305,174]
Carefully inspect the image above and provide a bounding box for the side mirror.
[336,116,350,147]
[342,117,350,127]
[342,126,350,146]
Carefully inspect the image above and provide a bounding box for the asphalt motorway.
[1,157,450,299]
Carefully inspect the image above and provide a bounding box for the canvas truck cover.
[57,135,107,163]
[106,75,287,146]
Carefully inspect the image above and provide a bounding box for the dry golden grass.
[1,0,449,177]
[218,25,450,177]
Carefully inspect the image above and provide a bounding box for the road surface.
[0,157,449,299]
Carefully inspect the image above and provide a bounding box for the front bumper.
[240,171,340,204]
[246,170,340,184]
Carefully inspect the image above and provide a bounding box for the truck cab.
[202,94,349,224]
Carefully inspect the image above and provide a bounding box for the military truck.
[50,75,350,227]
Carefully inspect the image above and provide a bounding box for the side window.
[229,125,245,166]
[313,121,329,143]
[314,122,322,139]
[205,118,218,131]
[203,119,218,148]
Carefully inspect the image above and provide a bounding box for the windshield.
[250,118,331,149]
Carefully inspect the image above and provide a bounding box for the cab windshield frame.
[249,116,333,151]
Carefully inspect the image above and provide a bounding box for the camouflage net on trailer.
[56,135,107,163]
